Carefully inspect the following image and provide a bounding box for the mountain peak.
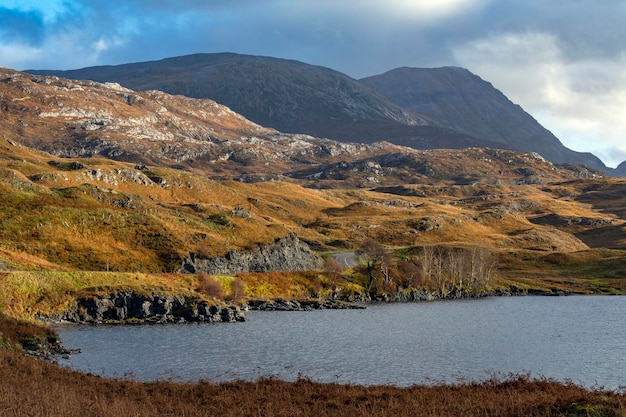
[28,53,613,175]
[360,66,608,172]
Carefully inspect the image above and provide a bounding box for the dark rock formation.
[247,299,365,311]
[37,291,246,324]
[181,233,322,275]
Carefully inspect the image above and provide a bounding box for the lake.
[55,296,626,390]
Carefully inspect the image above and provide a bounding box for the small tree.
[196,271,225,301]
[228,276,246,304]
[397,259,424,288]
[324,257,343,295]
[358,239,392,284]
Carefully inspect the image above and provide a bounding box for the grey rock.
[181,233,322,275]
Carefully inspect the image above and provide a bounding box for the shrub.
[195,271,225,301]
[227,276,246,303]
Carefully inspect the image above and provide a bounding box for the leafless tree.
[324,256,343,293]
[358,239,393,285]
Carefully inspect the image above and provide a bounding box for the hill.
[359,67,608,171]
[27,53,616,173]
[1,67,625,273]
[1,68,626,314]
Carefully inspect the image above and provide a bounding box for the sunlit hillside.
[1,134,625,273]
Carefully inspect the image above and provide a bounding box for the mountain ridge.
[359,66,607,171]
[0,66,606,189]
[27,52,619,175]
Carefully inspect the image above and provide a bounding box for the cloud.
[0,7,46,44]
[452,31,626,168]
[1,0,624,167]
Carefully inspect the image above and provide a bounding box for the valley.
[0,60,625,416]
[1,65,626,321]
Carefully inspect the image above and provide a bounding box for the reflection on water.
[56,296,626,390]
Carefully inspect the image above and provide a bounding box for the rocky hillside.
[0,67,407,181]
[2,67,597,187]
[26,54,514,150]
[0,127,624,275]
[1,67,625,275]
[28,54,435,140]
[360,67,608,172]
[28,53,617,173]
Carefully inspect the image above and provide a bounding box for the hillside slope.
[1,131,624,274]
[26,54,514,150]
[0,67,407,182]
[28,53,612,172]
[2,68,625,274]
[360,67,608,172]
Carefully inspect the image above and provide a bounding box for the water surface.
[56,296,626,390]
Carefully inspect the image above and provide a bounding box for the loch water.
[56,296,626,390]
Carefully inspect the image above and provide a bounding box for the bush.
[195,271,225,301]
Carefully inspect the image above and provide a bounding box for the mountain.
[27,53,514,152]
[28,53,619,174]
[0,67,606,188]
[359,66,608,172]
[0,67,406,182]
[2,66,626,275]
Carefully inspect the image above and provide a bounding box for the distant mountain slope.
[27,53,504,150]
[359,67,608,172]
[27,54,617,174]
[1,68,605,189]
[0,67,414,182]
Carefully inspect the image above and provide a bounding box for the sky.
[1,0,625,168]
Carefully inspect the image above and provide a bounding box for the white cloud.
[91,36,125,54]
[277,0,490,24]
[0,29,125,70]
[352,0,488,20]
[452,32,626,168]
[0,43,44,70]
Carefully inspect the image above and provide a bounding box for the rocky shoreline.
[36,291,246,325]
[247,299,366,311]
[36,285,572,326]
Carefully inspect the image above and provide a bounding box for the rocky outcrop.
[181,233,322,275]
[247,299,365,311]
[36,291,246,324]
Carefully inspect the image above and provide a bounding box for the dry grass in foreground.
[0,348,624,417]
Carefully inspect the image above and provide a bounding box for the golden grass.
[2,128,626,292]
[0,271,197,321]
[495,249,626,294]
[237,271,324,299]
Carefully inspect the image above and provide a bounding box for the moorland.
[1,63,625,415]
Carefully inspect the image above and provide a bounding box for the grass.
[495,249,626,294]
[1,135,626,274]
[0,271,198,321]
